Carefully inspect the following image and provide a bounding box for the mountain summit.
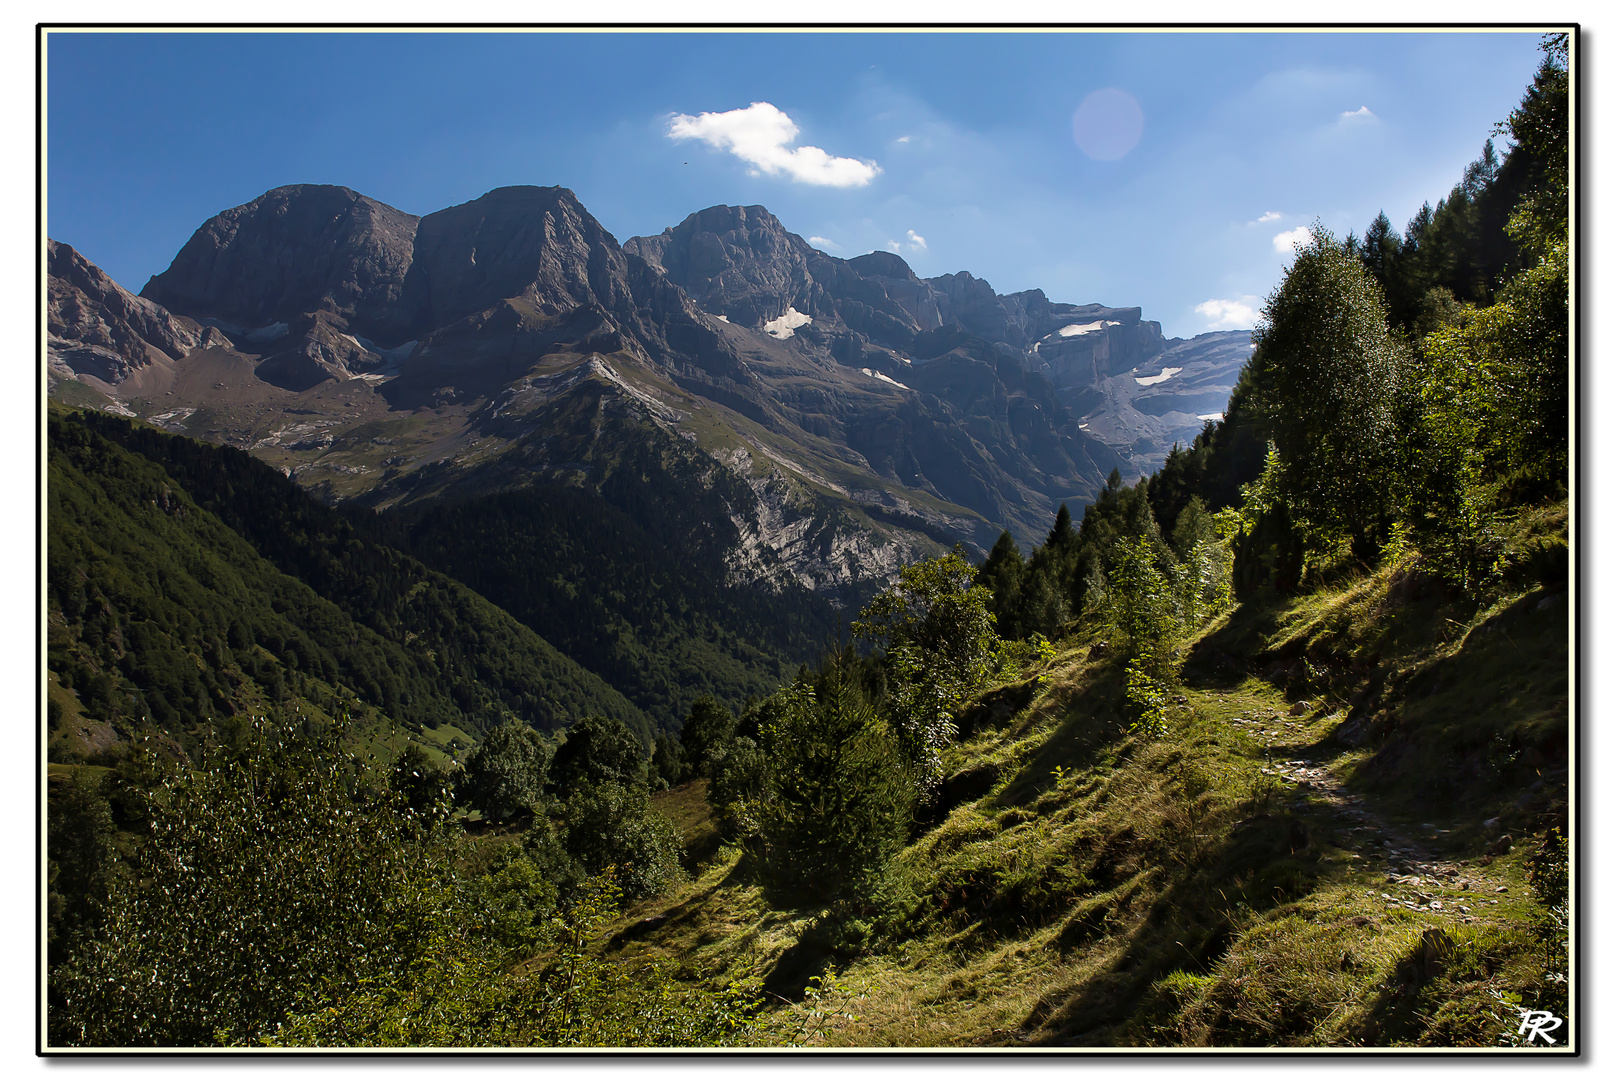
[51,184,1251,574]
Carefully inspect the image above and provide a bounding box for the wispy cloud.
[667,102,880,187]
[1196,297,1261,330]
[1273,226,1313,253]
[896,135,912,143]
[884,230,928,255]
[808,236,842,252]
[1251,210,1282,225]
[1339,105,1376,122]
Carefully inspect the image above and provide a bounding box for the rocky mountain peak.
[140,184,420,343]
[847,251,917,281]
[402,185,633,333]
[49,239,207,389]
[624,204,820,328]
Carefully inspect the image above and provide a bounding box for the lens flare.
[1071,88,1144,161]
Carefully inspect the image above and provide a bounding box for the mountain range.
[49,184,1251,579]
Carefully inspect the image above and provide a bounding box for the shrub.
[562,781,685,901]
[49,720,464,1046]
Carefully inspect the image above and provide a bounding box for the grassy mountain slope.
[47,408,650,760]
[630,533,1570,1047]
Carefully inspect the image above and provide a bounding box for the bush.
[458,720,549,821]
[708,736,769,843]
[49,721,464,1047]
[562,782,685,901]
[550,714,646,793]
[854,548,1001,788]
[268,874,762,1047]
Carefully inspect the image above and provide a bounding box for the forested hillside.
[48,409,650,757]
[367,399,846,730]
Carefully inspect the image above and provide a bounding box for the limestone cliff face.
[1029,306,1170,397]
[625,204,826,330]
[403,186,636,331]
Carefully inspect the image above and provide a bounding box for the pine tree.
[976,531,1026,641]
[754,666,913,904]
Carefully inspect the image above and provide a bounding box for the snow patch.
[860,367,909,389]
[149,408,195,430]
[714,314,729,323]
[1134,366,1182,387]
[763,307,812,339]
[1058,320,1119,338]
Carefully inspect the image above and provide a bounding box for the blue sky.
[46,29,1548,340]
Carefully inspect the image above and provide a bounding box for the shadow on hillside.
[682,823,724,874]
[1021,806,1341,1045]
[1180,589,1295,690]
[760,937,835,1004]
[603,872,741,955]
[1337,587,1570,826]
[983,661,1129,812]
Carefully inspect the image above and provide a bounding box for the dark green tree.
[678,694,736,778]
[561,782,685,901]
[650,732,688,788]
[550,714,647,793]
[459,721,551,822]
[1046,502,1077,554]
[49,722,462,1047]
[854,547,1001,787]
[975,531,1026,641]
[47,770,119,967]
[1360,211,1402,289]
[391,743,455,818]
[752,666,913,904]
[1245,225,1410,559]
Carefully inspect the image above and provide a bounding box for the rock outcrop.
[48,239,209,387]
[403,186,636,332]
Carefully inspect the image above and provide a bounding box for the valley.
[42,31,1572,1053]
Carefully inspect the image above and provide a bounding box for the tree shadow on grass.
[1180,589,1295,691]
[984,661,1129,812]
[1021,810,1342,1045]
[760,936,836,1004]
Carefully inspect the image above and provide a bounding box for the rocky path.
[1224,700,1514,924]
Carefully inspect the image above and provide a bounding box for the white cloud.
[1256,211,1282,223]
[886,240,903,253]
[1273,226,1313,253]
[1195,297,1261,331]
[1339,105,1376,122]
[906,230,927,250]
[896,135,912,143]
[808,235,842,252]
[667,102,880,188]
